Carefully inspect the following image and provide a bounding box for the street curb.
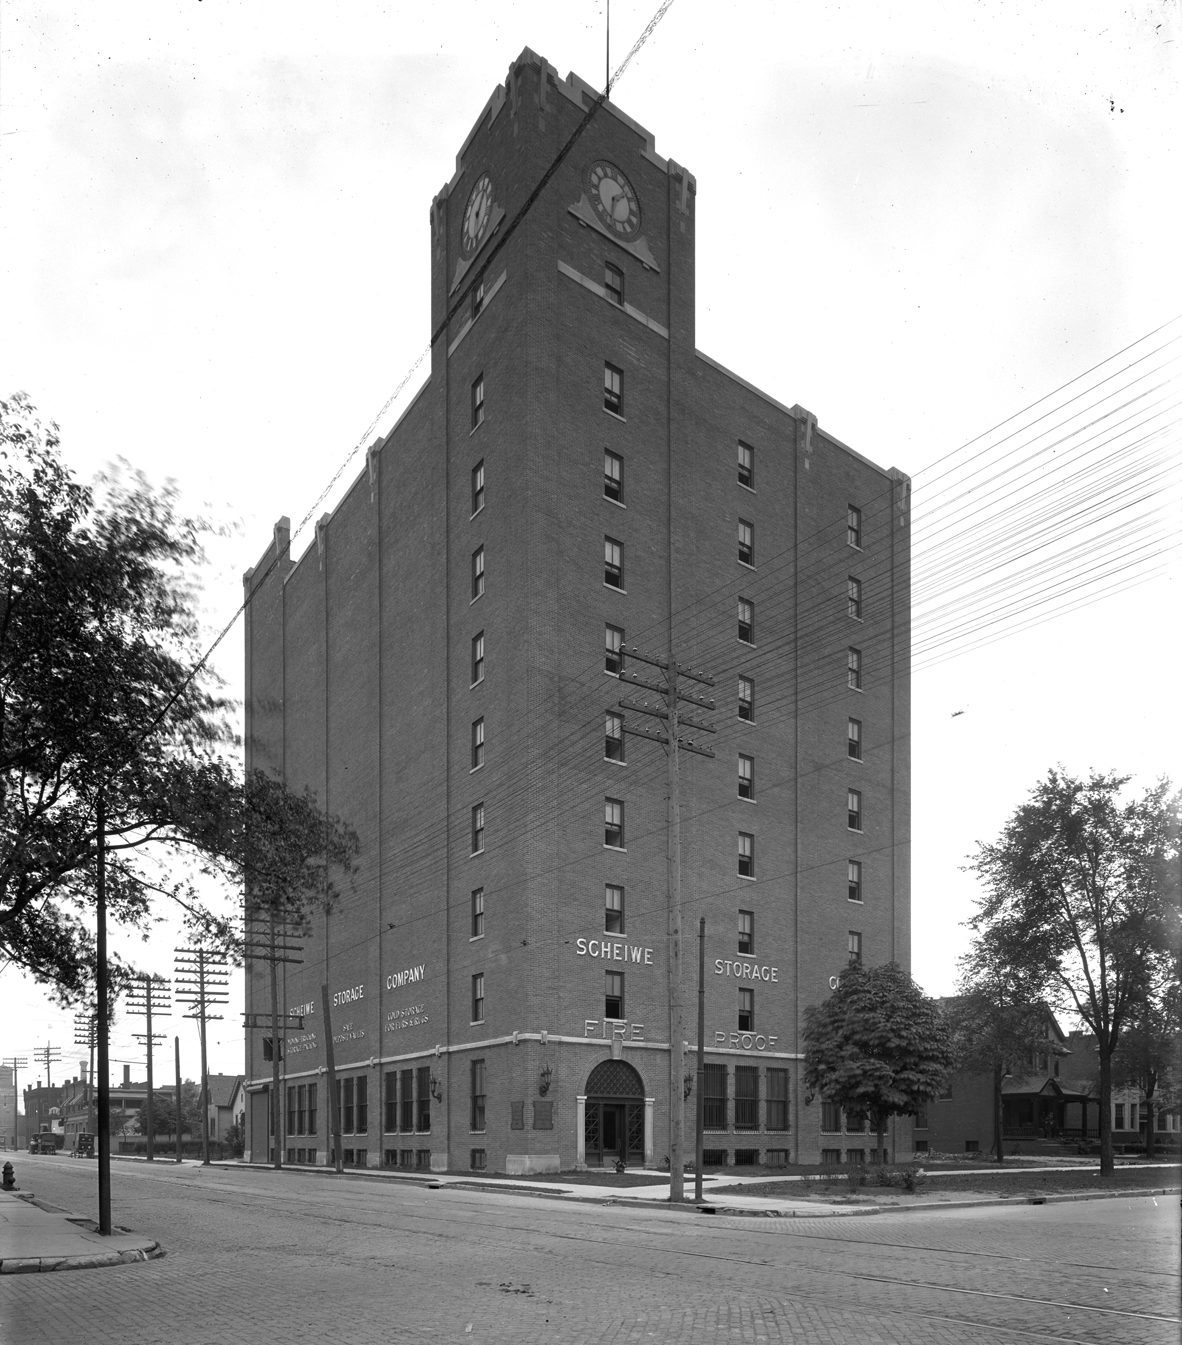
[0,1242,164,1274]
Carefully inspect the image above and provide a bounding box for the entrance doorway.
[583,1060,645,1167]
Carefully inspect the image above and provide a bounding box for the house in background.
[207,1074,245,1143]
[917,1007,1102,1156]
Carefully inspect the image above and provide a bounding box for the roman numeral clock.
[573,158,659,271]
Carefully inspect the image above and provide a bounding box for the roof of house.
[206,1074,244,1109]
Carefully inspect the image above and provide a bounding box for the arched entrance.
[583,1059,645,1167]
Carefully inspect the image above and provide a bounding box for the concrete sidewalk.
[0,1190,163,1274]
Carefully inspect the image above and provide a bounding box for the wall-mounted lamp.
[429,1075,443,1102]
[538,1065,553,1096]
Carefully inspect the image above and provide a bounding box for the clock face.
[587,160,640,237]
[462,174,493,256]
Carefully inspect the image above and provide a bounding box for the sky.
[1,0,1179,1087]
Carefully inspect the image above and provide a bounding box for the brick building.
[243,48,911,1174]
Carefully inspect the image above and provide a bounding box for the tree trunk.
[1097,1042,1114,1177]
[993,1060,1005,1164]
[1144,1089,1157,1160]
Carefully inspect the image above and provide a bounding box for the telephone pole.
[617,643,714,1202]
[174,947,228,1166]
[32,1041,62,1093]
[242,904,305,1168]
[125,976,171,1160]
[2,1056,27,1148]
[73,1015,97,1137]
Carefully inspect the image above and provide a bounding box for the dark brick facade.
[244,49,911,1173]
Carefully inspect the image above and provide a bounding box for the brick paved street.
[3,1156,1178,1344]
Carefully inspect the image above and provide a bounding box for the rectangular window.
[471,373,484,429]
[848,647,862,690]
[604,262,624,305]
[735,1065,758,1130]
[287,1086,297,1136]
[1115,1102,1126,1129]
[604,712,625,761]
[738,598,754,644]
[604,536,624,588]
[847,789,862,832]
[416,1066,431,1132]
[738,909,754,955]
[471,717,484,769]
[382,1075,396,1133]
[471,546,485,599]
[738,675,754,722]
[307,1083,316,1135]
[341,1077,355,1133]
[470,1059,486,1131]
[605,970,624,1019]
[821,1101,843,1133]
[738,832,755,878]
[604,449,623,502]
[471,460,485,515]
[355,1076,368,1133]
[847,718,862,760]
[605,883,624,933]
[470,1147,487,1171]
[848,930,862,965]
[766,1068,789,1130]
[845,1107,867,1133]
[738,519,754,566]
[605,798,624,848]
[605,623,624,675]
[604,362,623,415]
[738,753,754,800]
[914,1103,928,1129]
[738,987,755,1031]
[738,441,754,489]
[848,859,863,903]
[471,631,484,685]
[471,802,485,854]
[471,886,484,938]
[471,272,485,320]
[848,576,862,620]
[471,972,484,1023]
[847,504,862,548]
[703,1063,727,1129]
[399,1069,414,1132]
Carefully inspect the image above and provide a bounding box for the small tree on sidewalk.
[803,962,955,1163]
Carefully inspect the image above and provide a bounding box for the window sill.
[603,408,627,422]
[470,593,484,605]
[737,873,757,881]
[603,756,627,766]
[605,583,627,594]
[469,420,485,437]
[738,637,755,647]
[738,794,756,803]
[471,678,484,689]
[604,843,627,852]
[605,496,626,508]
[739,559,756,570]
[470,933,485,941]
[470,764,484,774]
[471,504,485,520]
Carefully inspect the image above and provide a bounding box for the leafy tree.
[803,961,955,1162]
[968,769,1180,1175]
[137,1082,203,1137]
[948,925,1056,1163]
[0,393,357,999]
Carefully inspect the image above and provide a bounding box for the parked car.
[28,1133,64,1154]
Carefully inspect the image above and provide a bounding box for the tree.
[0,393,357,998]
[803,961,955,1163]
[968,769,1180,1176]
[137,1082,202,1138]
[948,925,1056,1163]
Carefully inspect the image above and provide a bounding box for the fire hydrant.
[1,1161,15,1191]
